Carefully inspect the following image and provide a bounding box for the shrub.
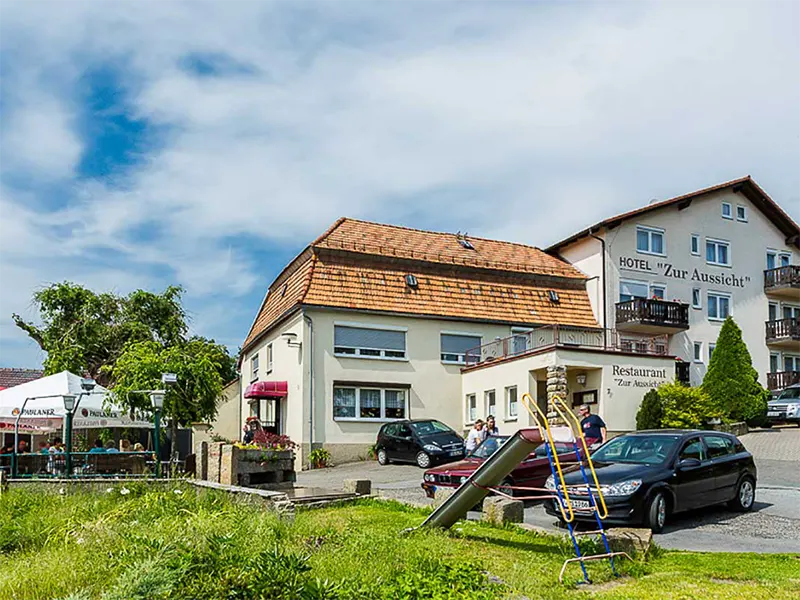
[702,317,768,424]
[659,382,719,429]
[309,448,331,469]
[636,389,663,430]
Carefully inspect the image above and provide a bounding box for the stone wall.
[546,365,569,425]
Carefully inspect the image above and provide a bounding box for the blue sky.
[1,1,799,368]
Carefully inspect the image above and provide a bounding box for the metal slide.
[419,428,546,530]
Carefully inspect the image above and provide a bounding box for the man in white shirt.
[465,420,485,453]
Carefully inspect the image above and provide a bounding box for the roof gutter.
[588,232,607,339]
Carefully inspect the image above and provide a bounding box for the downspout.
[588,232,607,348]
[303,313,314,462]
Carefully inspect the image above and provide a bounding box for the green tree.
[636,389,663,430]
[702,317,768,424]
[12,282,187,385]
[659,382,718,429]
[111,337,236,462]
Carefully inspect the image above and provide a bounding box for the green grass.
[0,485,798,600]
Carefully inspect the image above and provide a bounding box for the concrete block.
[432,487,456,509]
[605,527,653,556]
[482,497,524,525]
[343,479,371,495]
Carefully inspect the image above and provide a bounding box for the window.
[333,386,407,421]
[485,390,496,417]
[249,400,260,418]
[440,333,482,364]
[250,354,259,381]
[691,288,702,309]
[780,253,791,267]
[706,239,730,266]
[466,394,477,423]
[769,302,778,322]
[679,437,707,462]
[636,226,665,255]
[721,202,732,219]
[693,342,703,363]
[767,251,776,270]
[511,327,532,354]
[705,435,734,459]
[783,355,800,373]
[782,305,800,321]
[770,353,779,373]
[707,293,730,321]
[691,234,700,256]
[333,325,406,360]
[736,206,747,222]
[709,343,716,362]
[266,343,273,373]
[619,280,649,302]
[506,386,518,419]
[650,285,666,300]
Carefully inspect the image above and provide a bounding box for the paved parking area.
[739,425,800,463]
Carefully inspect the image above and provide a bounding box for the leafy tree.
[702,316,768,424]
[636,389,663,430]
[12,282,186,385]
[659,382,718,429]
[111,338,236,462]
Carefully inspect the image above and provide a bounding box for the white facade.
[556,187,800,389]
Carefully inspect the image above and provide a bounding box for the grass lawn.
[0,484,798,600]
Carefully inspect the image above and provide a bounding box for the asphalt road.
[297,426,800,553]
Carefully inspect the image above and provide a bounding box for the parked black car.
[375,420,465,468]
[544,430,757,532]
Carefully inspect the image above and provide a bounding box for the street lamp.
[63,394,77,477]
[150,390,165,477]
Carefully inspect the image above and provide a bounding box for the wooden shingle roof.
[242,219,597,351]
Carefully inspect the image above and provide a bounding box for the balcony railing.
[464,325,669,367]
[764,265,800,291]
[767,371,800,391]
[765,318,800,343]
[615,298,690,329]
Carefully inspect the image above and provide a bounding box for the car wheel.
[377,449,390,466]
[497,478,514,498]
[645,492,667,533]
[416,451,431,469]
[728,477,755,512]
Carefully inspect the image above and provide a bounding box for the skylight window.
[405,274,419,288]
[548,290,560,303]
[456,233,475,249]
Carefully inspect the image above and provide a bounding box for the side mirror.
[678,457,701,470]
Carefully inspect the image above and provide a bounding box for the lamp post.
[62,394,77,478]
[150,390,165,477]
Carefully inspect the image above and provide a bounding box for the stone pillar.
[546,365,569,425]
[219,444,238,486]
[196,441,209,481]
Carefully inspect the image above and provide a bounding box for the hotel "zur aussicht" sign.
[619,256,750,288]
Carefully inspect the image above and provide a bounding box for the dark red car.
[421,435,577,498]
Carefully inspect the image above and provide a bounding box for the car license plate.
[448,450,461,457]
[571,499,591,509]
[767,412,781,417]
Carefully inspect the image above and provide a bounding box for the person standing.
[465,420,485,453]
[578,404,606,446]
[485,415,499,437]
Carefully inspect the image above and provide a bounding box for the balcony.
[764,265,800,299]
[765,318,800,349]
[615,298,690,334]
[767,371,800,392]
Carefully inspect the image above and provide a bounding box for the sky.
[1,1,798,369]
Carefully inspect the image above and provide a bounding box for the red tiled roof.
[547,176,799,252]
[0,368,44,389]
[242,219,597,351]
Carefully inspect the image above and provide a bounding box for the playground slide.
[419,428,547,530]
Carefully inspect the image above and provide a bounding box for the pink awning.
[244,381,288,399]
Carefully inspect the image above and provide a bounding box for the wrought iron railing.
[766,371,800,391]
[464,325,669,366]
[766,318,800,342]
[615,298,689,328]
[764,265,800,290]
[0,451,157,478]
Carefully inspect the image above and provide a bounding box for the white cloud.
[0,1,798,367]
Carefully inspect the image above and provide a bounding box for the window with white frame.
[721,202,732,219]
[636,226,665,255]
[707,292,731,321]
[250,354,259,381]
[767,251,776,270]
[619,280,665,302]
[332,385,407,420]
[511,327,532,354]
[770,353,779,373]
[706,239,731,266]
[736,205,747,222]
[783,305,800,321]
[784,355,800,373]
[780,253,791,267]
[333,324,406,359]
[440,333,482,364]
[506,386,518,419]
[691,234,700,256]
[266,343,273,373]
[769,302,778,321]
[692,288,702,309]
[485,390,496,417]
[693,342,703,363]
[709,343,716,362]
[466,394,477,423]
[650,284,666,300]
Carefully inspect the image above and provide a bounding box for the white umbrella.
[0,371,153,431]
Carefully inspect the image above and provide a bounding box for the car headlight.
[600,479,642,497]
[787,404,800,415]
[423,444,442,453]
[459,476,468,484]
[545,475,555,490]
[423,474,434,482]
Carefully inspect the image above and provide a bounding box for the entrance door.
[536,380,548,415]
